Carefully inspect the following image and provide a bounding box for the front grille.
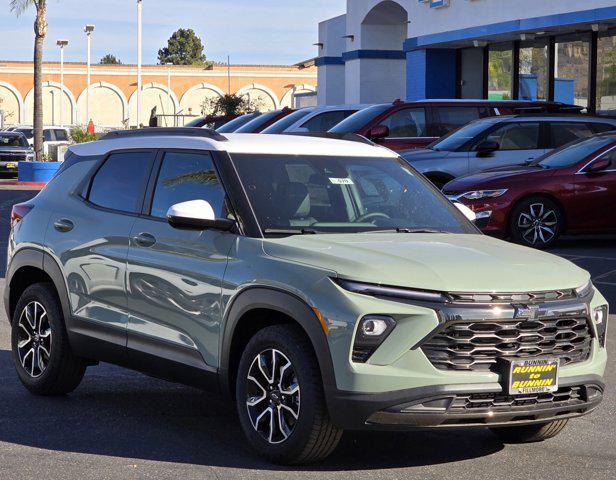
[450,386,584,411]
[0,153,26,162]
[421,316,592,371]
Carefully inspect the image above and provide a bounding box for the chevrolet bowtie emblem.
[514,305,542,320]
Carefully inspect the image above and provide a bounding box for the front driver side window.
[150,151,227,219]
[483,122,540,151]
[378,108,427,138]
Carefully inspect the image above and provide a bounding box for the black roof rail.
[284,132,376,146]
[100,127,228,142]
[512,105,584,114]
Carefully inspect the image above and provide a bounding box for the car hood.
[444,165,551,191]
[401,148,452,161]
[0,146,30,152]
[262,233,589,293]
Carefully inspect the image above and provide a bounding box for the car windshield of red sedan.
[533,136,615,169]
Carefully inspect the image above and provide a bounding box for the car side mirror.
[475,140,500,157]
[368,125,390,140]
[586,158,611,174]
[454,202,477,223]
[167,200,235,231]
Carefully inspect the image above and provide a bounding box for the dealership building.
[316,0,616,115]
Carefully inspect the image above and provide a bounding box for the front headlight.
[592,305,608,347]
[461,189,508,200]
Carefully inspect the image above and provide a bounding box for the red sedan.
[443,133,616,249]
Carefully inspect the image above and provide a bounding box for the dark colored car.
[329,99,583,152]
[216,112,262,133]
[234,108,295,133]
[0,132,35,175]
[443,133,616,248]
[185,114,238,129]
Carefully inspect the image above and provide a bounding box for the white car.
[261,105,370,134]
[11,126,71,156]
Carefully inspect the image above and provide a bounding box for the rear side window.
[378,108,427,137]
[88,151,153,213]
[484,122,540,150]
[591,123,616,133]
[548,122,594,148]
[300,110,356,132]
[150,151,226,219]
[43,130,53,142]
[54,129,69,141]
[431,107,490,136]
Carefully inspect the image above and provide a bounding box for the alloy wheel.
[517,202,558,246]
[245,349,301,444]
[16,301,52,378]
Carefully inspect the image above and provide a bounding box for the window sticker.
[329,177,354,185]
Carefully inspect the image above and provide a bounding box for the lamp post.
[56,40,69,127]
[166,62,173,126]
[84,25,95,125]
[137,0,143,128]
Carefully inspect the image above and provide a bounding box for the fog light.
[352,315,396,363]
[593,305,608,347]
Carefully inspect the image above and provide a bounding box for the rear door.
[546,122,596,150]
[125,150,236,373]
[45,149,156,357]
[429,106,491,137]
[373,107,431,151]
[468,121,544,174]
[573,146,616,231]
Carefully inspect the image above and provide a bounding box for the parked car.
[185,114,237,129]
[234,108,295,133]
[216,112,262,133]
[0,131,35,175]
[11,125,72,156]
[443,132,616,249]
[5,128,607,463]
[401,114,616,188]
[262,105,369,134]
[330,99,584,152]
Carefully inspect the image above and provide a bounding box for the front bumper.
[328,375,604,430]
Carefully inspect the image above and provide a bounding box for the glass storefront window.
[597,32,616,116]
[555,35,591,109]
[519,39,548,101]
[488,43,513,100]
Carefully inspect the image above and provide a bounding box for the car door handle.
[53,219,74,233]
[133,232,156,248]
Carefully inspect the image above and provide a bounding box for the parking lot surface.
[0,188,614,480]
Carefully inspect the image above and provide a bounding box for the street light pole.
[56,40,69,127]
[84,25,95,125]
[137,0,143,128]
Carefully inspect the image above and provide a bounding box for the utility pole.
[57,40,69,127]
[84,25,95,125]
[137,0,143,127]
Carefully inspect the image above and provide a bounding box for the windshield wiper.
[367,228,447,234]
[263,228,318,236]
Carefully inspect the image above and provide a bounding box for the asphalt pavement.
[0,188,614,480]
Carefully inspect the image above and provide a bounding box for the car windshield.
[428,119,499,151]
[235,110,284,133]
[231,153,475,235]
[217,113,262,133]
[0,134,28,148]
[262,108,314,134]
[15,128,33,139]
[532,136,616,169]
[329,104,391,133]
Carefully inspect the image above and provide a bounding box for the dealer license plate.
[6,163,16,169]
[509,358,559,395]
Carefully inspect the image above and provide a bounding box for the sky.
[0,0,345,65]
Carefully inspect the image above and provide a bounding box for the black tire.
[11,283,87,396]
[235,324,342,464]
[509,196,563,249]
[491,419,569,443]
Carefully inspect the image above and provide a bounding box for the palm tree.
[11,0,48,160]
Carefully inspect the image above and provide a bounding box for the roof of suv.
[69,131,398,158]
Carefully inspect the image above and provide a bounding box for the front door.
[125,150,236,371]
[374,107,435,151]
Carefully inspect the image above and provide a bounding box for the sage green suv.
[4,128,608,464]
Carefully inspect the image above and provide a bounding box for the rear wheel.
[235,324,342,464]
[11,283,87,396]
[509,196,563,249]
[491,419,569,443]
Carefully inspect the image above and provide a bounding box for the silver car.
[401,115,616,188]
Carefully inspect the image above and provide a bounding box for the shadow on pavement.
[0,349,504,471]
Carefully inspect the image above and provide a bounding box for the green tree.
[11,0,47,159]
[202,93,262,117]
[100,53,122,65]
[158,28,208,65]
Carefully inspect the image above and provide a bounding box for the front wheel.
[509,197,563,249]
[490,419,569,443]
[235,325,342,464]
